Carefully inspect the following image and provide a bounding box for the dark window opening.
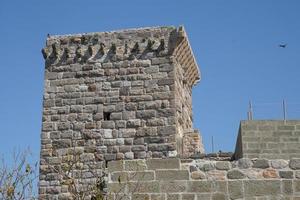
[104,112,111,121]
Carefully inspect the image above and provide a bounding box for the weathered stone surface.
[228,181,243,199]
[147,158,180,170]
[107,160,123,172]
[227,169,246,179]
[262,168,279,178]
[244,180,281,197]
[160,181,187,193]
[271,159,289,169]
[216,161,231,170]
[290,158,300,169]
[187,181,212,193]
[40,26,300,200]
[156,170,189,180]
[279,170,294,179]
[212,193,227,200]
[252,159,269,168]
[128,181,160,193]
[191,171,206,180]
[238,158,253,169]
[124,160,147,171]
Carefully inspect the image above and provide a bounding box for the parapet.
[42,26,200,86]
[234,120,300,160]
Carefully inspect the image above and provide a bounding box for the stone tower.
[39,26,203,198]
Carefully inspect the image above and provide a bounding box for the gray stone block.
[107,160,123,172]
[238,158,253,169]
[124,160,147,171]
[252,159,269,169]
[227,169,246,179]
[128,181,160,193]
[147,158,180,170]
[290,158,300,169]
[187,181,212,193]
[228,181,243,199]
[216,161,231,170]
[279,170,294,179]
[156,170,189,181]
[160,181,187,193]
[244,180,281,197]
[270,159,289,169]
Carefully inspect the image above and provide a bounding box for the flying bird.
[278,44,287,48]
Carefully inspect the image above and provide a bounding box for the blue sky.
[0,0,300,161]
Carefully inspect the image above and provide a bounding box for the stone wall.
[39,26,204,198]
[234,120,300,160]
[107,158,300,199]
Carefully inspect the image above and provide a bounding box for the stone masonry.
[107,158,300,199]
[39,26,300,199]
[39,26,204,199]
[234,120,300,160]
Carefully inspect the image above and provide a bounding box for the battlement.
[42,26,200,87]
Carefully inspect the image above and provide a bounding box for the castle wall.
[173,44,204,157]
[234,120,300,160]
[39,27,204,199]
[107,158,300,199]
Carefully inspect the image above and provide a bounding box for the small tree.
[0,149,38,200]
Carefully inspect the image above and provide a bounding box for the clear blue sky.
[1,0,300,161]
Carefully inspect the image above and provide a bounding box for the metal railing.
[247,100,300,121]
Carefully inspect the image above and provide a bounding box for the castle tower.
[39,26,203,198]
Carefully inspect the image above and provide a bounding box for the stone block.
[157,126,176,136]
[295,180,300,192]
[238,158,253,169]
[124,160,147,171]
[187,181,212,193]
[147,158,180,170]
[270,159,289,169]
[282,180,293,195]
[227,169,246,179]
[124,152,134,160]
[101,121,115,129]
[136,110,156,119]
[126,119,141,128]
[128,181,160,193]
[262,168,279,178]
[244,180,281,197]
[290,158,300,169]
[107,160,123,172]
[111,171,129,182]
[216,161,231,170]
[206,170,226,180]
[166,193,180,200]
[252,159,269,168]
[119,129,136,138]
[279,171,294,179]
[195,194,211,200]
[198,162,215,172]
[129,171,155,181]
[212,193,227,200]
[107,182,127,193]
[160,181,187,193]
[156,169,189,180]
[131,194,150,200]
[228,181,243,199]
[191,171,206,180]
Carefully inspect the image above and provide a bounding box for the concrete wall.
[107,158,300,199]
[234,120,300,160]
